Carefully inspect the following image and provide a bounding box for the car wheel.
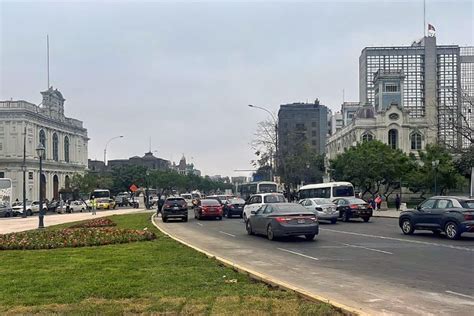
[445,222,460,240]
[330,218,337,224]
[162,216,168,223]
[81,208,84,212]
[246,220,254,235]
[305,234,315,241]
[182,216,188,222]
[401,218,414,235]
[217,216,222,220]
[5,212,11,218]
[27,209,32,216]
[243,213,248,222]
[267,224,275,241]
[362,217,370,222]
[194,211,197,219]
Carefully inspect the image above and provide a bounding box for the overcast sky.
[1,0,473,177]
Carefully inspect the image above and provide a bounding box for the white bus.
[238,181,278,201]
[298,182,355,202]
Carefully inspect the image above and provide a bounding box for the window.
[312,131,316,136]
[436,199,453,209]
[296,123,305,130]
[254,196,262,204]
[64,136,70,162]
[263,205,273,214]
[410,132,422,150]
[28,172,33,180]
[388,129,398,149]
[0,172,4,178]
[312,122,316,127]
[420,199,436,209]
[384,83,399,92]
[39,129,46,158]
[361,133,374,142]
[52,133,59,161]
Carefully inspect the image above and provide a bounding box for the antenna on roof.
[47,34,50,89]
[343,88,345,103]
[423,0,426,37]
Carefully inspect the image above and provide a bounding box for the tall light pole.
[104,135,124,166]
[36,144,45,229]
[248,104,278,181]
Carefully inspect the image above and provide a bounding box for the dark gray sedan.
[245,203,319,241]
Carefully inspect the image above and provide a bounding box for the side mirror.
[250,211,256,215]
[416,205,421,211]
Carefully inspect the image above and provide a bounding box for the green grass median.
[0,213,344,315]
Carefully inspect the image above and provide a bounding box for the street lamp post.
[432,159,440,195]
[36,144,45,229]
[22,125,27,218]
[145,170,150,210]
[248,104,278,181]
[104,135,124,166]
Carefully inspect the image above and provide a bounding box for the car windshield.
[259,184,277,193]
[460,200,474,208]
[313,198,333,204]
[229,198,245,204]
[181,194,192,199]
[273,204,308,213]
[264,195,285,203]
[97,198,109,202]
[201,199,220,206]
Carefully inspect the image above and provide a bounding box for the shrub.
[0,228,156,250]
[69,218,117,228]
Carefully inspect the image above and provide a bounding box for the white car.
[16,201,42,216]
[299,198,339,224]
[243,193,286,222]
[180,194,194,208]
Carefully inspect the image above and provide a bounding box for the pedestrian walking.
[375,195,382,211]
[395,194,401,211]
[91,196,96,215]
[157,196,164,217]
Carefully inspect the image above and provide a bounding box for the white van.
[298,182,355,202]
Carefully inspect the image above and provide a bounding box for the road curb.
[150,213,367,316]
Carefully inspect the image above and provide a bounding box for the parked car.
[333,197,373,222]
[194,199,223,220]
[0,202,13,217]
[12,202,25,216]
[246,203,319,241]
[96,198,111,210]
[162,197,188,222]
[47,200,59,212]
[115,193,130,207]
[300,198,339,224]
[243,193,286,222]
[69,200,88,212]
[223,198,246,218]
[399,196,474,240]
[24,200,42,216]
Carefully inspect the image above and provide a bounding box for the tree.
[406,144,467,196]
[251,119,277,176]
[329,140,413,200]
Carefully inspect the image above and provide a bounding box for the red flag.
[428,24,436,31]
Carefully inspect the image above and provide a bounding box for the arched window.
[39,129,46,159]
[64,136,70,162]
[411,132,422,150]
[361,133,374,142]
[53,133,59,161]
[388,129,398,149]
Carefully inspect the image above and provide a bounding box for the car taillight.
[164,204,171,208]
[464,213,474,221]
[275,217,290,223]
[350,204,359,209]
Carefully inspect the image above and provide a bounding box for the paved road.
[0,208,149,234]
[155,211,474,316]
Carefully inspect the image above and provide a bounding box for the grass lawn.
[0,213,344,315]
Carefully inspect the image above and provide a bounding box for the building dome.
[355,105,375,119]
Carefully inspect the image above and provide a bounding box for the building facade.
[278,100,329,156]
[0,87,88,201]
[105,152,171,171]
[359,36,474,149]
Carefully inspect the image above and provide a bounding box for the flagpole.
[423,0,426,37]
[47,34,50,89]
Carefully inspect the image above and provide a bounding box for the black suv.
[162,197,188,222]
[399,196,474,239]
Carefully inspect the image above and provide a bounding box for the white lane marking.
[341,243,393,255]
[366,298,383,303]
[196,222,203,227]
[445,291,474,299]
[277,248,319,261]
[321,228,474,252]
[219,231,236,238]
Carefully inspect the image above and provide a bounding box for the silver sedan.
[299,198,338,224]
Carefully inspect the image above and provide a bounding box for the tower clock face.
[389,113,399,120]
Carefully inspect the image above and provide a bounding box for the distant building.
[88,159,106,172]
[172,155,201,176]
[359,36,474,149]
[341,102,361,126]
[330,112,343,136]
[278,100,329,156]
[106,152,170,171]
[0,87,88,201]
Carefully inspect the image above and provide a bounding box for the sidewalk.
[0,208,150,234]
[372,208,401,218]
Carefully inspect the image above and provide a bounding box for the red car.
[194,199,223,220]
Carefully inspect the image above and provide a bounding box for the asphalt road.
[155,210,474,316]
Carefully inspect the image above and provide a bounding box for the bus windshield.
[91,190,110,199]
[332,185,354,197]
[258,183,277,193]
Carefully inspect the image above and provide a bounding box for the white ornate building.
[0,87,88,201]
[327,70,435,161]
